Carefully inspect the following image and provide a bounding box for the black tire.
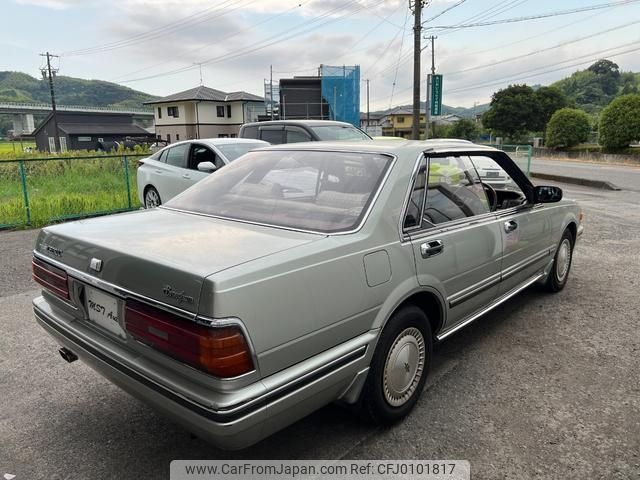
[545,228,574,292]
[359,305,432,425]
[144,186,161,209]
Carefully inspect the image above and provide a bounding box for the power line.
[63,0,248,56]
[111,0,308,81]
[445,40,640,94]
[118,0,377,84]
[389,7,411,109]
[445,18,640,76]
[429,0,640,30]
[423,0,468,23]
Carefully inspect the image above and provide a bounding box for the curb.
[530,172,621,191]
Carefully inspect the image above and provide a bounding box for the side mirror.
[534,185,563,203]
[197,161,217,173]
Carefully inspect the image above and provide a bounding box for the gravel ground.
[1,183,638,480]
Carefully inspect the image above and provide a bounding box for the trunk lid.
[35,208,323,312]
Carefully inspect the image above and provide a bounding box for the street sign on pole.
[430,74,443,116]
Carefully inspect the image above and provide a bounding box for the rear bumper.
[33,296,373,449]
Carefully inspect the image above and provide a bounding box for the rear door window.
[423,156,490,225]
[286,127,312,143]
[260,127,284,144]
[165,144,188,168]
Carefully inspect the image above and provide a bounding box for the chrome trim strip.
[437,272,545,341]
[448,271,502,308]
[502,248,550,280]
[162,150,398,237]
[35,303,367,423]
[33,250,196,320]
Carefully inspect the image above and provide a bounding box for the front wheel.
[144,186,161,209]
[359,305,432,425]
[545,229,574,292]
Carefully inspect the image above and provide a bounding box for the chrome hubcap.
[145,189,160,208]
[556,239,571,282]
[383,327,425,407]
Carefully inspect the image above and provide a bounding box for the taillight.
[137,159,145,168]
[32,256,70,300]
[124,300,254,378]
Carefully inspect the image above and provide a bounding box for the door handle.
[154,169,162,174]
[504,220,518,233]
[420,240,444,258]
[182,173,191,179]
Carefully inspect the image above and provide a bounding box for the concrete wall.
[534,148,640,165]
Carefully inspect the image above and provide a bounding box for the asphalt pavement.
[1,184,639,480]
[531,157,640,192]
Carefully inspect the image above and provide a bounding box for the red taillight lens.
[124,300,254,378]
[32,256,70,300]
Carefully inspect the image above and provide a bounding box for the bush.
[448,118,479,140]
[599,94,640,149]
[545,108,591,148]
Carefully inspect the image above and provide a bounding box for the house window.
[167,133,171,143]
[78,136,92,142]
[397,116,405,123]
[167,106,179,118]
[217,106,225,117]
[226,105,232,118]
[176,134,180,141]
[157,107,162,119]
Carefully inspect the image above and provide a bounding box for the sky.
[2,0,640,111]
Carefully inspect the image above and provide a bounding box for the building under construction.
[269,65,360,127]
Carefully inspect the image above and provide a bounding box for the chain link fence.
[494,144,533,175]
[0,154,145,229]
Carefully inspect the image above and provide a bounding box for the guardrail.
[0,101,153,115]
[0,154,147,229]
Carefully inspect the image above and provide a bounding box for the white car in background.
[471,155,513,188]
[137,138,269,208]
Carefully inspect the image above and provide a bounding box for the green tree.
[447,118,479,140]
[599,94,640,149]
[545,108,591,148]
[482,84,538,138]
[533,86,569,131]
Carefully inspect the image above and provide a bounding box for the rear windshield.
[310,125,372,141]
[165,150,393,233]
[216,143,265,161]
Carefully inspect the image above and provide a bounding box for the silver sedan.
[32,140,582,449]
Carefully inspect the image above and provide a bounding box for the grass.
[0,155,142,228]
[0,140,36,154]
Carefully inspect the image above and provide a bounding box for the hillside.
[0,71,158,109]
[551,60,640,113]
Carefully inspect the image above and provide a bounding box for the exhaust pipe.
[59,347,78,363]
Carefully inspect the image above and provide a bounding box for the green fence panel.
[0,153,146,230]
[489,144,533,175]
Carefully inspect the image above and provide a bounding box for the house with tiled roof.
[144,85,265,142]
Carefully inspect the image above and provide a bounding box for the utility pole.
[40,52,60,153]
[366,79,370,135]
[410,0,425,140]
[270,65,274,120]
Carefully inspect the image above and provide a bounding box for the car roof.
[254,139,499,156]
[242,120,356,128]
[158,138,269,150]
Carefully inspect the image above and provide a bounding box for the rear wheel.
[545,229,574,292]
[359,305,432,424]
[144,186,161,209]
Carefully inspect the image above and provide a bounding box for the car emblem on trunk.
[89,258,103,272]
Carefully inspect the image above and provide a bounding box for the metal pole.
[411,1,423,140]
[18,160,31,226]
[425,73,430,139]
[270,65,274,120]
[333,86,337,121]
[123,155,132,209]
[366,79,370,134]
